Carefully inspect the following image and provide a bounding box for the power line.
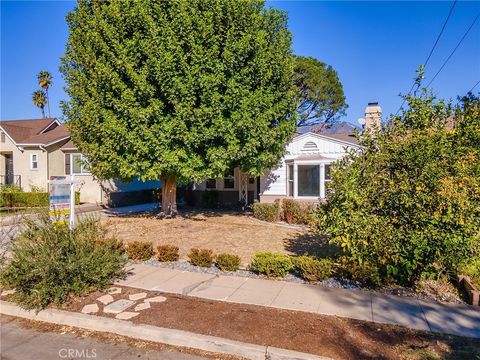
[394,0,457,116]
[425,11,480,88]
[467,79,480,94]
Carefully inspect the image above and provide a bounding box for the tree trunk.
[160,175,177,215]
[46,89,51,118]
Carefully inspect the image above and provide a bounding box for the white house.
[193,102,381,206]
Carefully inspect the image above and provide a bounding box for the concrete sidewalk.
[116,263,480,339]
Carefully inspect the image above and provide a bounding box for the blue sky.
[1,1,479,124]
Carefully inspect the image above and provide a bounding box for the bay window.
[287,162,332,199]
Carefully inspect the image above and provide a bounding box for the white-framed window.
[287,164,294,197]
[287,162,332,199]
[297,165,320,197]
[224,167,235,189]
[30,153,38,170]
[65,153,90,175]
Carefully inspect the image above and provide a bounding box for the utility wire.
[425,11,480,88]
[395,0,457,116]
[466,79,480,94]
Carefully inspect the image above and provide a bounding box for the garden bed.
[142,259,465,304]
[5,286,476,360]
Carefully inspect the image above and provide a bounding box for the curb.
[0,300,329,360]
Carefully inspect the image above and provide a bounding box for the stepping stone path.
[103,299,135,314]
[96,294,114,305]
[144,296,167,303]
[81,303,99,314]
[107,287,122,295]
[115,312,139,320]
[134,302,151,311]
[1,289,16,297]
[128,292,147,301]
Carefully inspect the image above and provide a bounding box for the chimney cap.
[367,102,379,106]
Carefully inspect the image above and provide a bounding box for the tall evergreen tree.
[61,0,296,213]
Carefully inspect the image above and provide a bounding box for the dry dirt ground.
[103,211,336,265]
[58,286,480,360]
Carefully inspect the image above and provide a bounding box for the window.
[287,164,294,197]
[65,153,90,175]
[324,164,331,183]
[206,179,216,189]
[1,132,5,143]
[297,165,320,197]
[30,154,38,170]
[224,167,235,189]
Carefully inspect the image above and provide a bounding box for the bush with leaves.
[0,215,126,310]
[252,202,278,222]
[216,253,241,272]
[281,199,314,225]
[188,248,215,267]
[156,244,180,262]
[250,252,293,277]
[312,89,480,285]
[292,256,333,282]
[126,241,154,261]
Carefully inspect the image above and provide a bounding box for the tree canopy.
[313,89,480,285]
[293,56,347,127]
[61,0,297,211]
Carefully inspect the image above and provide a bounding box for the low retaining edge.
[0,300,328,360]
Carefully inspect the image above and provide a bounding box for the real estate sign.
[49,176,75,227]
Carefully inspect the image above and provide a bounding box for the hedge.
[0,192,80,208]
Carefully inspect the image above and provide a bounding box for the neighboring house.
[0,118,160,205]
[193,103,381,206]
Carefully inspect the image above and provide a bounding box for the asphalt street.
[0,316,208,360]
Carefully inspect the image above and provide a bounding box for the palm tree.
[32,90,47,118]
[37,71,52,117]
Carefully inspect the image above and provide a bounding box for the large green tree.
[61,0,296,213]
[313,89,480,285]
[293,56,347,127]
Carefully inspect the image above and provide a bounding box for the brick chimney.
[364,102,382,131]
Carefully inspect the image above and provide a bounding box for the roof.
[295,121,360,145]
[60,139,77,150]
[0,118,71,146]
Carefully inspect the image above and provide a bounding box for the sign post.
[49,175,79,229]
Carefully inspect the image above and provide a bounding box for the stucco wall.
[0,134,47,191]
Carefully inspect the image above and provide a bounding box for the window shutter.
[65,154,71,175]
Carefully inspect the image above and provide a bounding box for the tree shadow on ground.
[284,232,341,259]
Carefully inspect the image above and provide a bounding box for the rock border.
[0,300,329,360]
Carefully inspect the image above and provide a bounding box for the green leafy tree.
[61,0,296,213]
[313,89,480,285]
[37,71,53,117]
[293,56,347,127]
[32,90,47,118]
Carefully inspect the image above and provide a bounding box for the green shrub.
[292,256,333,282]
[252,202,278,222]
[188,248,215,267]
[0,215,126,310]
[201,191,219,209]
[250,252,293,277]
[313,93,480,285]
[156,244,180,262]
[216,253,241,271]
[0,184,23,193]
[281,199,314,225]
[461,257,480,289]
[0,191,80,208]
[126,241,154,261]
[335,256,382,287]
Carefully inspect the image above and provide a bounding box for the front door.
[5,154,13,184]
